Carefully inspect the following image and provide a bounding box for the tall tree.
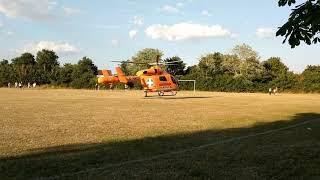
[221,54,241,75]
[36,49,59,84]
[164,56,186,76]
[0,60,14,86]
[71,57,98,88]
[231,44,262,78]
[231,43,260,61]
[11,53,36,83]
[277,0,320,48]
[262,57,297,90]
[36,49,59,72]
[198,52,224,78]
[301,65,320,92]
[263,57,289,78]
[125,48,163,75]
[241,57,264,81]
[58,63,74,86]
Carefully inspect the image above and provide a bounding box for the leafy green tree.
[11,53,36,83]
[164,56,186,76]
[231,44,263,81]
[57,63,74,86]
[263,57,289,79]
[231,43,260,62]
[241,57,264,81]
[125,48,163,75]
[301,65,320,92]
[71,57,98,89]
[262,57,297,90]
[271,71,298,90]
[198,52,224,78]
[36,49,59,73]
[180,65,203,90]
[277,0,320,48]
[36,49,59,84]
[0,60,15,86]
[221,54,241,75]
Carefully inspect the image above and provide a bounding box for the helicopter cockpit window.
[171,76,177,84]
[159,76,167,81]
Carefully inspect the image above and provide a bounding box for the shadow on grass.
[145,96,213,100]
[1,113,320,179]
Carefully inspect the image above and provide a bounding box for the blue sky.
[0,0,318,72]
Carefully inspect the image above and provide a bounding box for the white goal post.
[178,80,196,94]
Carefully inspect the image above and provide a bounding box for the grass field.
[0,88,320,179]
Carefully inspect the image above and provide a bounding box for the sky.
[0,0,318,72]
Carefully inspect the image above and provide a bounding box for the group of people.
[268,87,278,95]
[7,82,37,89]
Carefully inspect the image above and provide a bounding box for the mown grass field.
[0,88,320,179]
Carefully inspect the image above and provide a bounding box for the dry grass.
[0,88,320,179]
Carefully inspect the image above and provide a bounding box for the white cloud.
[63,6,82,16]
[129,30,138,39]
[176,2,184,7]
[6,31,13,35]
[145,23,232,41]
[201,10,212,17]
[132,16,143,26]
[256,27,275,38]
[0,0,57,21]
[160,5,180,13]
[20,41,79,54]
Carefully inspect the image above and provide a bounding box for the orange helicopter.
[97,56,180,97]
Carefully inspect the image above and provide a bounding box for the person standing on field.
[8,82,11,88]
[273,87,278,95]
[268,88,272,95]
[15,82,18,88]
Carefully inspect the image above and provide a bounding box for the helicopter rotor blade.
[162,61,181,63]
[149,62,179,66]
[111,60,133,63]
[111,61,148,65]
[164,64,179,66]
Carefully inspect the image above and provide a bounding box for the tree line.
[0,50,97,89]
[180,44,320,93]
[0,44,319,92]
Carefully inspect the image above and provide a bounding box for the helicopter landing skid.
[158,91,177,96]
[144,90,177,97]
